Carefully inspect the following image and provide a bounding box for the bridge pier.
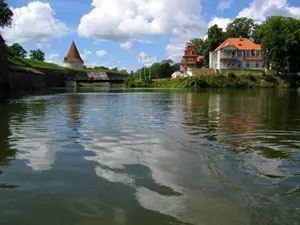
[65,80,78,88]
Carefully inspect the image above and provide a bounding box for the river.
[0,88,299,225]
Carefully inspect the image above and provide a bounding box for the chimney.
[239,36,243,41]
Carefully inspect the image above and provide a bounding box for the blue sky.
[3,0,300,71]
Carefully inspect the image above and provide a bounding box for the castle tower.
[63,41,84,69]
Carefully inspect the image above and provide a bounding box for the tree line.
[191,16,300,73]
[133,59,180,79]
[6,43,45,61]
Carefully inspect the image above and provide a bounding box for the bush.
[247,74,256,82]
[228,72,236,80]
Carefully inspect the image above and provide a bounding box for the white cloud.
[238,0,300,22]
[133,39,154,44]
[217,0,233,11]
[138,52,157,67]
[120,41,133,50]
[80,49,92,61]
[77,0,207,61]
[96,50,108,58]
[45,53,60,65]
[208,17,232,31]
[1,2,67,45]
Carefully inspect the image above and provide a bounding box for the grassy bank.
[7,53,67,74]
[124,74,300,89]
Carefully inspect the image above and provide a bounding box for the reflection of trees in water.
[65,94,84,129]
[28,99,47,118]
[260,90,300,127]
[181,91,210,127]
[0,102,27,188]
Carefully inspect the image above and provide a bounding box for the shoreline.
[124,74,300,89]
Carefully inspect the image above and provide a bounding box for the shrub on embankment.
[124,74,300,89]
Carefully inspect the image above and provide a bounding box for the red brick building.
[180,43,205,73]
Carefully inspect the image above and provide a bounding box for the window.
[237,51,242,57]
[232,64,234,67]
[238,63,241,68]
[246,63,250,68]
[228,63,230,67]
[256,51,260,56]
[256,62,259,68]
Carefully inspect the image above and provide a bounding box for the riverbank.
[124,74,300,89]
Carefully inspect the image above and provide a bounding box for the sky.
[1,0,300,71]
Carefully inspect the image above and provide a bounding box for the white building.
[209,37,264,70]
[63,41,84,69]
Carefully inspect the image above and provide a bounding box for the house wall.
[210,47,264,70]
[209,52,218,69]
[63,61,84,69]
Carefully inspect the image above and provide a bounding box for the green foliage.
[202,25,226,66]
[8,53,66,72]
[8,43,27,58]
[29,49,45,61]
[256,16,300,73]
[91,66,109,71]
[228,72,237,80]
[135,59,180,79]
[225,17,256,39]
[124,76,153,88]
[124,74,300,89]
[0,0,13,28]
[206,25,225,52]
[190,38,206,55]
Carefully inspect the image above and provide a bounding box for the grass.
[124,74,300,89]
[7,53,128,76]
[221,69,264,76]
[7,53,67,72]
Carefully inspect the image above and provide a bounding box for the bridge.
[65,71,127,87]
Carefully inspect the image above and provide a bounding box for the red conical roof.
[64,41,83,63]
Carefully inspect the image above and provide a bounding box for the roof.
[214,38,261,52]
[64,41,83,63]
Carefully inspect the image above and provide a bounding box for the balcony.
[220,54,240,59]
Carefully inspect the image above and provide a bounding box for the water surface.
[0,88,299,225]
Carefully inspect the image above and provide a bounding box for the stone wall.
[9,71,46,91]
[0,35,9,89]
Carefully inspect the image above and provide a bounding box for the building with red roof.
[180,43,205,73]
[63,41,84,69]
[209,37,264,70]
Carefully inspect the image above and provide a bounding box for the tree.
[256,16,300,73]
[8,43,27,58]
[0,0,13,28]
[29,49,45,61]
[190,38,206,55]
[252,24,262,43]
[201,25,226,67]
[226,17,256,39]
[206,25,225,52]
[136,59,179,79]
